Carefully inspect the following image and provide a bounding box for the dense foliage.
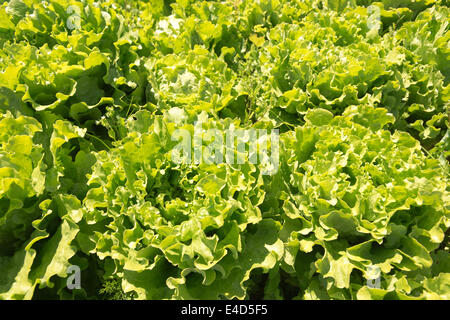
[0,0,449,300]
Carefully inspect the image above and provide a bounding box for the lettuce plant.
[0,0,448,300]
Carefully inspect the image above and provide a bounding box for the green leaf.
[305,109,334,126]
[196,174,227,196]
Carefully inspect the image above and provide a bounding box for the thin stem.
[126,96,134,118]
[86,133,111,150]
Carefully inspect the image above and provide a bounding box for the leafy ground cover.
[0,0,449,300]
